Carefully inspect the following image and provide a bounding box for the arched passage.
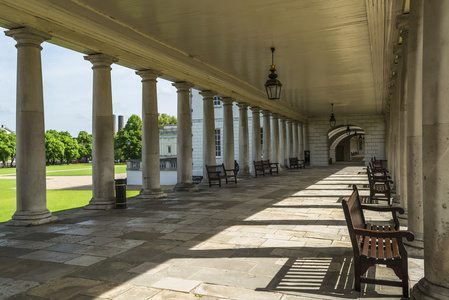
[328,125,365,163]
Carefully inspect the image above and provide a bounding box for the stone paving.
[0,165,423,299]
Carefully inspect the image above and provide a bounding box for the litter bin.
[115,178,127,209]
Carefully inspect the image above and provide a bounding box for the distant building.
[118,115,124,131]
[1,124,14,134]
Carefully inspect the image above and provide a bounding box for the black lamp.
[264,47,282,100]
[329,103,336,127]
[346,125,351,136]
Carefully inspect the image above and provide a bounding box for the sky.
[0,28,178,137]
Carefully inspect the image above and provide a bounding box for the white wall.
[308,114,386,166]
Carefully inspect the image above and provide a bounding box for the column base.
[7,210,59,226]
[238,172,252,178]
[173,182,198,192]
[412,278,449,300]
[137,189,167,199]
[84,197,116,210]
[404,237,424,258]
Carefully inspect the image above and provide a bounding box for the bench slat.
[369,224,377,259]
[378,236,384,259]
[385,237,392,259]
[362,235,371,257]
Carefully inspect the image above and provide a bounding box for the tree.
[45,130,64,164]
[115,114,142,159]
[0,130,15,167]
[158,113,177,130]
[77,131,92,161]
[59,131,79,164]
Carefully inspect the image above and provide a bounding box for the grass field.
[0,163,138,223]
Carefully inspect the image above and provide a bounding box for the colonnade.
[5,26,308,225]
[385,2,449,298]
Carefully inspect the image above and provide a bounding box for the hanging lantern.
[264,47,282,100]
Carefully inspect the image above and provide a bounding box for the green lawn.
[0,163,138,223]
[0,163,127,176]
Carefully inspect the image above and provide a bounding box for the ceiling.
[0,0,406,122]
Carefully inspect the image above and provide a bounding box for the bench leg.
[402,256,409,297]
[354,260,361,292]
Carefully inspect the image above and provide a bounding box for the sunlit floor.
[0,165,423,299]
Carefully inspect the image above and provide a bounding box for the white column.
[292,121,298,158]
[298,122,304,160]
[200,90,216,179]
[221,97,235,170]
[5,28,57,225]
[136,70,166,199]
[237,102,251,177]
[262,110,271,160]
[405,0,424,256]
[412,2,449,298]
[251,106,261,175]
[279,116,287,168]
[271,114,281,167]
[287,119,294,166]
[84,54,117,210]
[398,16,409,213]
[172,82,197,191]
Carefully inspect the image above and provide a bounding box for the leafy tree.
[0,130,15,167]
[59,131,79,164]
[45,130,64,164]
[77,131,92,161]
[158,113,177,130]
[115,114,142,159]
[8,133,16,166]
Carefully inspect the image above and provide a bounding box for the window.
[359,141,363,151]
[167,146,171,154]
[213,96,221,106]
[215,129,221,157]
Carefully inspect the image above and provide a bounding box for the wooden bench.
[341,185,414,297]
[253,160,271,177]
[289,157,305,169]
[367,167,393,205]
[262,160,279,174]
[205,163,237,187]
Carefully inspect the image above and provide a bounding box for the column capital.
[261,110,271,116]
[292,120,298,125]
[172,81,193,92]
[199,90,216,100]
[236,102,248,109]
[221,97,234,106]
[279,115,287,121]
[5,27,51,48]
[250,106,260,113]
[136,69,162,81]
[84,53,118,68]
[271,113,280,119]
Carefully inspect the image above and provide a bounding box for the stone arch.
[328,125,365,163]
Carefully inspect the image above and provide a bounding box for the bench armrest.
[354,228,415,241]
[361,205,403,228]
[361,205,404,214]
[371,178,393,183]
[224,168,237,174]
